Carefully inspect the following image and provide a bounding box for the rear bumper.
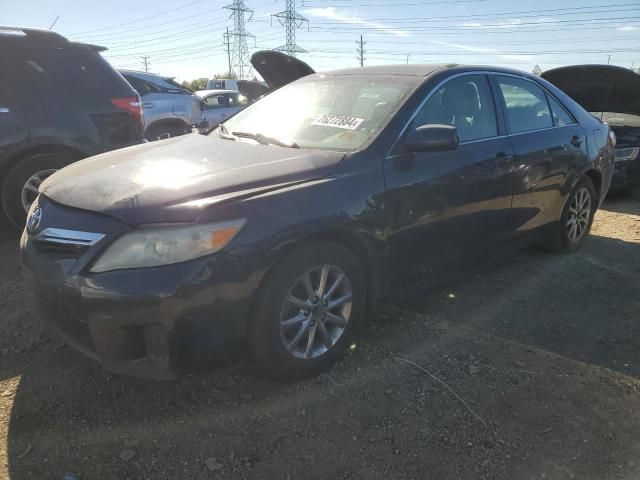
[22,232,265,380]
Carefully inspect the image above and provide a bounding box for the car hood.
[541,65,640,116]
[40,134,345,225]
[250,50,315,90]
[237,80,270,101]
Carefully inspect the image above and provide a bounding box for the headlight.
[90,219,246,273]
[615,147,639,162]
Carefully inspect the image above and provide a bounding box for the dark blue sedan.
[21,55,615,379]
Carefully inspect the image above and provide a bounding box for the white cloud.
[303,7,410,37]
[430,40,535,64]
[617,25,638,31]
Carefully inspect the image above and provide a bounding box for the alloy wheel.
[566,187,592,243]
[21,169,57,213]
[279,264,353,360]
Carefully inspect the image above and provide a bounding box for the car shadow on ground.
[3,224,640,478]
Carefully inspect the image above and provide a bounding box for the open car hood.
[250,50,315,90]
[542,65,640,116]
[237,80,270,102]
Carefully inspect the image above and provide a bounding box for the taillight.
[608,129,617,149]
[111,96,144,132]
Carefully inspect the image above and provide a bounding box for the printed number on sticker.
[312,114,364,131]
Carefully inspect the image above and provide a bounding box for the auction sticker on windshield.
[312,114,364,130]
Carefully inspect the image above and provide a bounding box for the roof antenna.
[48,16,60,31]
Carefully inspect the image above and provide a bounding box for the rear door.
[493,75,588,235]
[384,73,516,287]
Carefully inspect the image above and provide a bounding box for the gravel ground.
[1,190,639,480]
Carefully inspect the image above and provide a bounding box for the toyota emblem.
[27,206,43,234]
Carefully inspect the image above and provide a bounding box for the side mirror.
[405,124,459,153]
[199,101,205,111]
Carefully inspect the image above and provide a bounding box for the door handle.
[570,135,583,147]
[142,102,155,108]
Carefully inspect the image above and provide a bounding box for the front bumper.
[20,199,264,380]
[611,157,640,189]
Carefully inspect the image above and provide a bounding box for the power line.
[69,0,209,35]
[272,0,308,56]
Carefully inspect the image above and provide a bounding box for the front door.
[384,73,516,288]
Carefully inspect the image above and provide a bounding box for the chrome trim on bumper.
[32,228,105,247]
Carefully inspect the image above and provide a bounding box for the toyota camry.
[21,52,615,379]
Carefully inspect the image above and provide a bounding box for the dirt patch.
[1,191,639,480]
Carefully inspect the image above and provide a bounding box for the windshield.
[216,74,419,152]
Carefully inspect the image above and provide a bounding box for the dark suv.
[0,26,144,227]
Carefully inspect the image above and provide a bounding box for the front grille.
[30,228,105,258]
[55,312,95,352]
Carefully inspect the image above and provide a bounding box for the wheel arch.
[0,144,87,179]
[583,168,602,202]
[144,118,190,137]
[247,229,383,337]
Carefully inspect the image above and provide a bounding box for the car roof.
[195,89,239,97]
[320,63,535,78]
[119,69,177,82]
[0,25,106,51]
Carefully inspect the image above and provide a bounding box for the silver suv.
[119,70,201,141]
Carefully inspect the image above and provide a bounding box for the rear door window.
[497,76,553,134]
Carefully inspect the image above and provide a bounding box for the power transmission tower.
[224,0,255,80]
[357,35,366,67]
[141,56,151,72]
[272,0,308,57]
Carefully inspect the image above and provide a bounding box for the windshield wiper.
[232,131,299,149]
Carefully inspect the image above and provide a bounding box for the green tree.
[213,72,238,79]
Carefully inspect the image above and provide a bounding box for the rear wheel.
[144,121,190,141]
[543,176,597,253]
[248,242,366,379]
[1,153,75,228]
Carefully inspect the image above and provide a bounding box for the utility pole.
[224,0,255,79]
[223,27,232,76]
[607,54,611,65]
[272,0,308,57]
[406,54,410,65]
[357,35,366,67]
[141,56,151,72]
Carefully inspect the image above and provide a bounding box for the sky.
[1,0,639,83]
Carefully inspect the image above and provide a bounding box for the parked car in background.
[21,54,615,380]
[0,26,144,228]
[195,89,248,132]
[206,78,239,91]
[542,65,640,192]
[120,70,201,141]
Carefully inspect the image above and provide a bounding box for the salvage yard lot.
[1,192,639,480]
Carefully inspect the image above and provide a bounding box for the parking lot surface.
[1,192,639,480]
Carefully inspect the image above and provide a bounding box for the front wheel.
[248,242,366,379]
[543,176,597,253]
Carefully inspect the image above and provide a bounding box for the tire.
[543,176,597,253]
[145,122,189,141]
[248,241,366,379]
[1,153,75,228]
